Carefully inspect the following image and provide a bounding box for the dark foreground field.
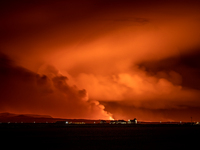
[0,123,199,149]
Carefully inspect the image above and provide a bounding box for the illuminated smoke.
[0,54,113,119]
[1,0,200,121]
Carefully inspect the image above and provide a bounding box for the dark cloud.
[136,48,200,89]
[0,53,112,119]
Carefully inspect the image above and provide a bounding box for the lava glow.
[0,0,200,121]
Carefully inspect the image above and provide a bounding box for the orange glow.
[1,1,200,121]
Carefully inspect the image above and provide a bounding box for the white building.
[128,118,137,124]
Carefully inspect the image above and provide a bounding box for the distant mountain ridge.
[0,112,102,123]
[0,112,59,123]
[0,112,52,118]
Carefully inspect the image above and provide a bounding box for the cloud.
[75,67,200,106]
[73,62,200,121]
[0,53,112,119]
[1,0,200,121]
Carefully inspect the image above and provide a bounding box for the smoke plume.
[0,53,112,119]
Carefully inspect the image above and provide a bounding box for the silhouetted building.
[117,120,126,124]
[110,120,117,124]
[128,118,137,124]
[73,122,85,124]
[100,120,107,124]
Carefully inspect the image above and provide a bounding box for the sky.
[1,0,200,121]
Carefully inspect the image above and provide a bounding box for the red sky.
[1,0,200,121]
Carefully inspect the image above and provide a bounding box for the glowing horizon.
[1,0,200,122]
